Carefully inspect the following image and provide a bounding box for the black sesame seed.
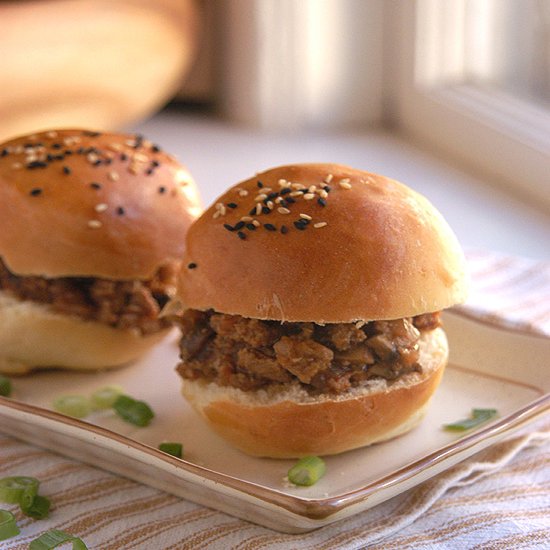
[52,143,62,149]
[188,262,197,269]
[267,192,278,200]
[90,182,102,189]
[116,206,125,215]
[237,231,247,240]
[249,206,257,216]
[264,223,277,231]
[77,147,85,154]
[104,158,112,165]
[262,206,271,215]
[286,197,296,204]
[227,202,238,209]
[318,198,327,207]
[0,149,8,157]
[151,144,161,153]
[234,221,246,230]
[64,150,73,156]
[281,225,289,234]
[257,181,263,188]
[63,166,71,175]
[146,168,154,175]
[223,223,235,232]
[120,153,128,161]
[280,188,291,195]
[133,134,144,148]
[26,161,48,169]
[324,185,332,192]
[83,131,101,137]
[151,160,160,167]
[158,186,166,194]
[29,188,42,196]
[46,154,54,162]
[294,220,307,230]
[279,199,287,207]
[93,159,102,166]
[246,223,256,231]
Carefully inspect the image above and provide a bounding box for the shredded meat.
[0,257,177,334]
[176,309,442,395]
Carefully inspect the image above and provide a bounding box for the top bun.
[178,163,467,322]
[0,129,202,279]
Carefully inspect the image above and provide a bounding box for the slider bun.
[181,327,447,458]
[0,292,168,374]
[179,163,467,322]
[0,129,202,279]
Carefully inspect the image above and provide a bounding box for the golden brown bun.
[0,129,202,279]
[181,328,447,458]
[178,163,467,322]
[0,292,169,374]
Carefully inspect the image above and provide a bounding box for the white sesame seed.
[108,143,122,152]
[95,203,108,212]
[308,185,316,193]
[303,193,315,200]
[46,131,58,138]
[292,183,306,190]
[290,191,303,197]
[319,189,329,198]
[129,164,139,175]
[261,187,273,193]
[133,152,148,163]
[87,153,98,163]
[87,220,102,228]
[278,207,290,214]
[355,320,365,329]
[252,220,261,227]
[213,211,221,219]
[108,171,119,181]
[255,193,268,202]
[267,200,274,209]
[324,174,333,183]
[314,222,327,228]
[255,203,263,215]
[278,179,290,188]
[339,179,352,189]
[300,213,312,220]
[241,216,253,222]
[239,189,249,197]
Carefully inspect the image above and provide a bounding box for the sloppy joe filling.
[0,257,176,335]
[175,309,442,395]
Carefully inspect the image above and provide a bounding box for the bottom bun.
[181,327,448,458]
[0,291,169,374]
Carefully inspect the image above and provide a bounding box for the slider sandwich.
[0,129,201,374]
[174,164,467,457]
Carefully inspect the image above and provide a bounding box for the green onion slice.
[29,529,88,550]
[113,395,154,427]
[158,442,183,458]
[444,408,498,432]
[288,456,326,486]
[0,509,19,541]
[52,395,91,419]
[90,385,124,410]
[0,375,11,397]
[0,476,39,508]
[22,494,51,519]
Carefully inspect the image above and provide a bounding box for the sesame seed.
[62,166,71,175]
[213,211,221,219]
[324,174,333,183]
[262,206,271,215]
[116,206,125,216]
[319,190,328,198]
[278,179,290,188]
[308,185,316,193]
[255,193,268,201]
[158,186,166,194]
[95,203,108,212]
[133,152,148,163]
[303,193,315,200]
[240,216,253,222]
[339,179,352,189]
[108,143,122,152]
[285,197,296,204]
[246,223,256,231]
[237,231,247,240]
[224,223,235,231]
[188,263,197,269]
[120,153,128,161]
[227,202,238,209]
[151,144,161,153]
[29,188,42,196]
[266,200,274,209]
[255,203,262,215]
[355,320,366,329]
[281,225,289,234]
[290,191,303,197]
[300,213,312,220]
[292,183,306,190]
[278,207,290,214]
[257,181,264,188]
[264,223,277,231]
[145,168,154,175]
[252,220,260,227]
[87,220,102,228]
[26,160,47,169]
[108,171,119,181]
[239,189,249,197]
[280,187,291,195]
[318,197,327,207]
[46,131,58,138]
[314,221,328,228]
[294,221,307,230]
[90,182,102,190]
[234,221,245,230]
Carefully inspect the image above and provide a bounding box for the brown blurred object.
[0,0,199,141]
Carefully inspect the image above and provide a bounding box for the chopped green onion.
[52,395,91,419]
[90,385,124,410]
[158,442,183,458]
[0,509,19,541]
[22,494,51,519]
[0,375,11,397]
[29,529,88,550]
[444,408,498,432]
[113,395,154,427]
[0,476,39,508]
[288,456,326,486]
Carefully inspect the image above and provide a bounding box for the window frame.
[386,0,550,210]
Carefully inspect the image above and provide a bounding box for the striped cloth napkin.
[0,249,549,549]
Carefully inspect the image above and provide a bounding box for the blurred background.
[1,0,549,256]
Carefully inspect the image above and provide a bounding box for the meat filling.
[0,257,177,335]
[175,309,442,395]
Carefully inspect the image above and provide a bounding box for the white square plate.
[0,311,548,533]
